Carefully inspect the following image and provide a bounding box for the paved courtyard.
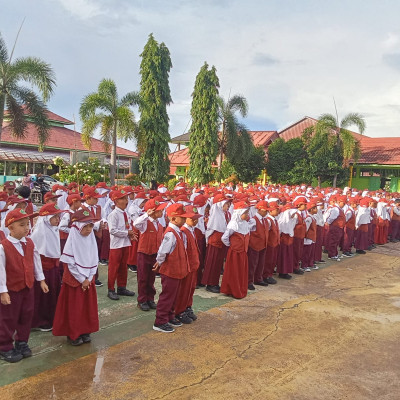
[1,244,400,399]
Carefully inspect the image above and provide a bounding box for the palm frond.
[97,78,118,103]
[315,114,337,136]
[340,112,366,134]
[100,115,113,153]
[5,95,26,137]
[340,128,356,162]
[12,57,56,102]
[116,106,137,142]
[79,93,112,120]
[81,113,104,150]
[0,34,8,63]
[120,91,141,108]
[226,94,248,118]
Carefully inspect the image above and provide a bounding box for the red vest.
[294,212,306,239]
[346,210,356,230]
[267,217,280,247]
[331,207,346,228]
[137,220,163,255]
[249,216,268,251]
[370,209,378,225]
[181,226,200,272]
[229,232,250,253]
[40,254,59,271]
[305,218,317,242]
[159,227,189,279]
[2,238,35,292]
[0,230,5,242]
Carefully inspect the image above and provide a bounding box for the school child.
[133,198,167,311]
[390,199,400,242]
[152,204,191,333]
[201,194,231,293]
[375,199,390,245]
[342,197,356,257]
[0,209,48,363]
[30,203,64,331]
[107,189,137,300]
[324,196,345,261]
[175,205,202,323]
[301,202,318,272]
[1,196,29,237]
[247,200,269,290]
[193,195,209,287]
[59,194,83,248]
[54,185,69,211]
[261,200,280,285]
[43,192,61,204]
[220,202,251,299]
[355,198,371,254]
[368,199,378,250]
[3,181,16,196]
[292,197,307,274]
[52,210,99,346]
[127,192,148,273]
[314,200,326,264]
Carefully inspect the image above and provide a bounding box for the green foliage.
[0,32,56,149]
[231,145,266,183]
[79,78,138,185]
[167,177,179,191]
[138,33,172,182]
[124,173,140,186]
[54,158,108,185]
[188,62,220,183]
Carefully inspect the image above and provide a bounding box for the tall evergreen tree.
[188,62,219,183]
[138,33,172,182]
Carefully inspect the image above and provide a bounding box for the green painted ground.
[0,265,232,386]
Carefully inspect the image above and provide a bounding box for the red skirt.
[52,283,99,341]
[220,249,248,299]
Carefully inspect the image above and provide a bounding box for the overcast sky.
[2,0,400,152]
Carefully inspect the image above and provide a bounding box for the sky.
[2,0,400,153]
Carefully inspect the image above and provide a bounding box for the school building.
[169,116,400,191]
[0,109,138,184]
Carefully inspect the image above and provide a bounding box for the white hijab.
[31,215,61,258]
[278,208,298,236]
[377,202,389,220]
[356,206,371,228]
[206,200,229,241]
[128,198,146,221]
[227,208,251,235]
[60,221,98,272]
[195,204,207,234]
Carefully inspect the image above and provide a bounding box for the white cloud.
[56,0,104,20]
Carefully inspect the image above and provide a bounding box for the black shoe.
[367,246,373,251]
[176,312,192,324]
[14,341,32,358]
[186,307,197,321]
[99,259,108,265]
[68,336,84,346]
[145,301,156,310]
[342,252,354,257]
[279,273,292,280]
[80,334,91,343]
[117,287,135,296]
[169,318,183,327]
[265,277,277,285]
[153,323,174,333]
[248,284,256,290]
[293,269,304,275]
[138,302,150,311]
[206,285,220,294]
[198,283,206,287]
[95,279,103,287]
[323,249,328,254]
[107,290,120,300]
[254,281,268,287]
[315,260,326,264]
[356,249,366,254]
[128,265,137,272]
[0,348,23,363]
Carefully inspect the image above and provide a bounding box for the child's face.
[240,210,249,220]
[309,207,317,215]
[186,217,198,227]
[269,209,279,217]
[139,200,147,209]
[115,196,128,210]
[297,204,306,211]
[6,188,15,196]
[86,197,98,206]
[171,216,186,227]
[338,201,346,208]
[222,202,230,212]
[129,193,135,200]
[153,209,163,219]
[80,223,94,236]
[50,214,60,226]
[71,200,82,210]
[258,209,268,218]
[8,218,30,239]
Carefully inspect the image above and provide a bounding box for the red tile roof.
[169,147,190,166]
[357,137,400,165]
[2,121,138,157]
[250,131,279,147]
[5,108,74,125]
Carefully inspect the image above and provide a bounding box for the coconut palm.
[315,112,366,187]
[0,32,56,149]
[217,94,252,173]
[79,78,139,185]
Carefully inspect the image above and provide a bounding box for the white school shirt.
[133,213,159,234]
[107,207,131,249]
[67,262,97,283]
[59,209,80,234]
[0,235,45,293]
[156,223,187,265]
[324,206,340,225]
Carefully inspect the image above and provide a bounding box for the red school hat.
[39,203,65,216]
[66,194,83,206]
[44,192,61,202]
[144,198,168,212]
[5,209,38,227]
[184,205,202,219]
[83,187,103,199]
[233,201,249,210]
[166,203,193,218]
[110,189,132,202]
[193,194,208,207]
[70,209,95,224]
[255,200,269,211]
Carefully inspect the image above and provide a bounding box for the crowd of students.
[0,179,399,363]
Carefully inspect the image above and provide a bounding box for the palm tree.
[0,32,56,149]
[217,94,252,174]
[79,78,139,185]
[315,112,366,187]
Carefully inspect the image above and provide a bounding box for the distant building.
[0,110,138,184]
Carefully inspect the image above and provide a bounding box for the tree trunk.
[217,120,226,182]
[317,176,321,188]
[333,173,338,188]
[110,123,117,185]
[0,94,6,146]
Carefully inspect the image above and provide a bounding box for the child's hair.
[394,198,400,204]
[17,185,31,199]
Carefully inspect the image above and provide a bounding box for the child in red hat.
[152,204,191,333]
[301,202,319,272]
[0,209,48,363]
